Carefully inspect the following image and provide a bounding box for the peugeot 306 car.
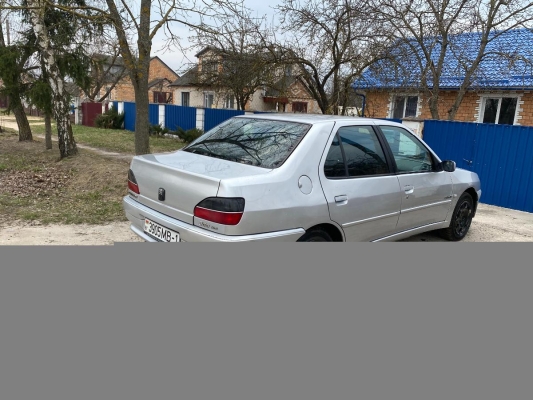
[123,114,481,242]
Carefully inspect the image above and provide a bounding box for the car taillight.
[194,197,245,226]
[128,169,140,194]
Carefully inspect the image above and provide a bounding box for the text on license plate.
[144,219,180,242]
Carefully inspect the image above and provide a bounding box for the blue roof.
[353,28,533,90]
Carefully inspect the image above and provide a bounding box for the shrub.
[149,124,170,136]
[94,106,125,130]
[173,127,204,143]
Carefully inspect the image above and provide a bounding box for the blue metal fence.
[165,105,196,131]
[204,109,245,132]
[123,102,136,132]
[149,104,159,126]
[423,120,533,213]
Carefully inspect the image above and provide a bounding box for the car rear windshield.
[182,117,311,169]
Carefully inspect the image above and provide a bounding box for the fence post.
[118,102,124,115]
[245,111,253,115]
[159,105,165,128]
[75,104,80,125]
[196,108,205,131]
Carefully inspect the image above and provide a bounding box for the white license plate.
[144,219,180,242]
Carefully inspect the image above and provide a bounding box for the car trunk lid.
[130,151,271,224]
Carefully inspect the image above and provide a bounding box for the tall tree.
[270,0,388,115]
[191,13,275,111]
[23,0,97,158]
[100,0,246,154]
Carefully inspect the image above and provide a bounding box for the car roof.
[234,113,402,126]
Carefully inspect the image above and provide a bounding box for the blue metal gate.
[423,120,533,213]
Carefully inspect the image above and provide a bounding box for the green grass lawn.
[30,123,186,155]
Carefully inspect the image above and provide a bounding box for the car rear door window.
[379,126,434,173]
[324,126,390,178]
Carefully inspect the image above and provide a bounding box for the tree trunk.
[11,97,33,141]
[28,1,77,158]
[45,112,52,149]
[428,92,440,120]
[133,80,150,155]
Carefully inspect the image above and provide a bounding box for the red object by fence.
[82,102,108,127]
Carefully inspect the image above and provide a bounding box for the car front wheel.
[440,192,474,241]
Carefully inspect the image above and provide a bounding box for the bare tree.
[26,0,85,157]
[269,0,388,115]
[371,0,533,120]
[92,0,245,155]
[190,12,276,111]
[83,31,129,103]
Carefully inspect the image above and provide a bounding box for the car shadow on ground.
[399,232,448,242]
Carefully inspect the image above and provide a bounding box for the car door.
[377,125,454,232]
[318,124,402,241]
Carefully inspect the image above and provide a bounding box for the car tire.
[297,229,333,242]
[440,192,474,241]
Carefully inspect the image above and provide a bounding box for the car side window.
[324,134,346,178]
[324,126,389,178]
[380,126,434,173]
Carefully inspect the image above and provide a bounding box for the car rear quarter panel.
[215,121,340,236]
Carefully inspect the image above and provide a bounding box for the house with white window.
[170,47,321,113]
[352,28,533,127]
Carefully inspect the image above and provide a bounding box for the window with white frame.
[480,96,518,125]
[391,95,419,119]
[204,92,214,108]
[223,94,235,109]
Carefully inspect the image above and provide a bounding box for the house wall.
[247,92,275,112]
[173,87,205,107]
[285,80,322,114]
[519,92,533,126]
[364,91,391,118]
[149,58,179,83]
[365,90,533,126]
[110,58,179,103]
[113,80,136,102]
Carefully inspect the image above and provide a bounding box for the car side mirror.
[441,160,456,172]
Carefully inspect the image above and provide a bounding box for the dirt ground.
[1,203,532,245]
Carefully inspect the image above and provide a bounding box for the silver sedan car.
[123,114,481,242]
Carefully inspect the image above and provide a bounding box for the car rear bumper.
[123,196,306,242]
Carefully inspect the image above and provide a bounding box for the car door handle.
[404,185,414,195]
[335,195,348,205]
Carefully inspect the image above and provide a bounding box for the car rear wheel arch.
[298,223,345,242]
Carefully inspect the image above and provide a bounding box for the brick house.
[353,28,533,127]
[170,47,321,113]
[110,56,179,103]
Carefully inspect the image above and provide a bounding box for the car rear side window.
[183,117,311,169]
[324,134,346,177]
[325,126,389,178]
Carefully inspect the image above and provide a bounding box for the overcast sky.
[152,0,281,74]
